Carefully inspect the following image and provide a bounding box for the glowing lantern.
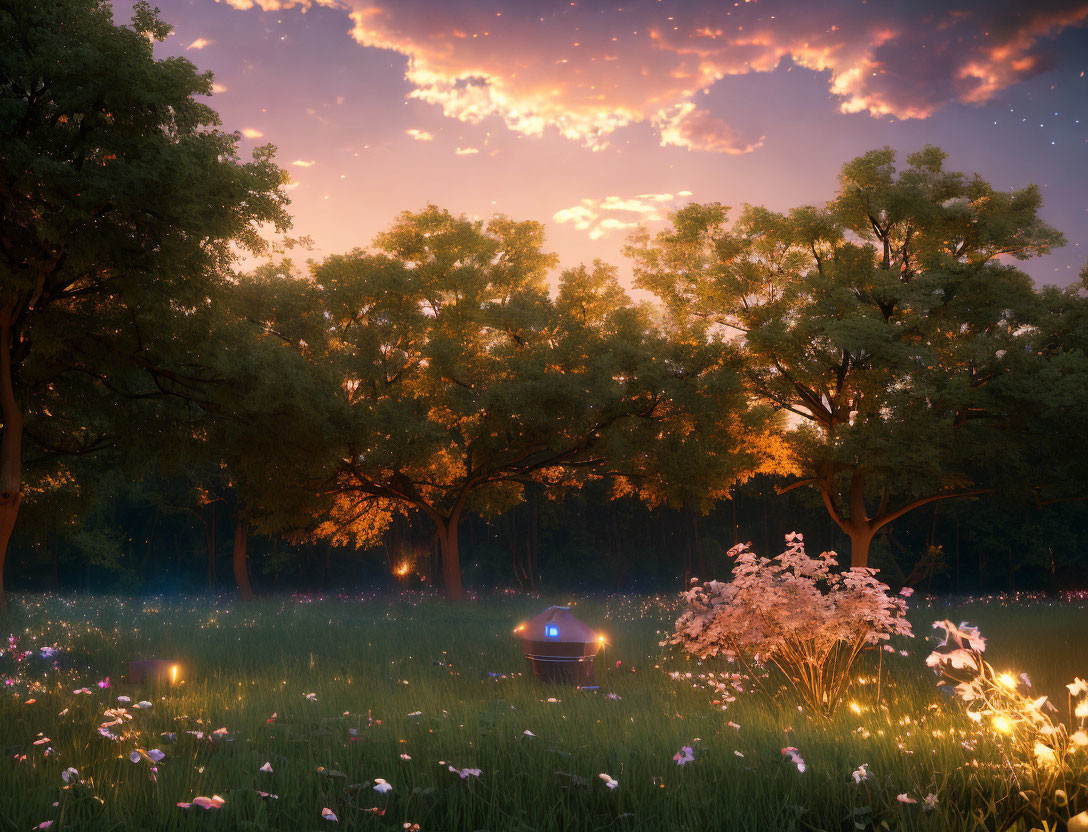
[515,605,603,688]
[128,659,184,687]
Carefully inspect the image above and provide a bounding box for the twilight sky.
[147,0,1087,286]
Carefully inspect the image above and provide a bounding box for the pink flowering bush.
[928,621,1088,829]
[669,533,913,716]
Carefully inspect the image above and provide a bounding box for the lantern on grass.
[128,659,183,687]
[515,606,604,688]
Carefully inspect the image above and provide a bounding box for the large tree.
[0,0,290,602]
[253,207,771,599]
[629,146,1066,568]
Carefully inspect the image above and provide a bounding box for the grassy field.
[1,592,1085,831]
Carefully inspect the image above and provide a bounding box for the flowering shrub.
[669,533,913,716]
[928,620,1088,829]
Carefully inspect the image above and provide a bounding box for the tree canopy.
[628,146,1068,567]
[0,0,291,601]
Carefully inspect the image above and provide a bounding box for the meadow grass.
[1,593,1085,831]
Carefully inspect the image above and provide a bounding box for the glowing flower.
[260,762,273,772]
[1068,678,1088,697]
[598,773,619,789]
[850,763,870,783]
[897,793,917,804]
[305,693,318,701]
[374,778,392,793]
[1034,741,1058,767]
[322,807,338,821]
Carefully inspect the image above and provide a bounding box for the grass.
[0,592,1085,831]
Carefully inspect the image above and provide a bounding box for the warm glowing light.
[998,673,1017,688]
[598,635,606,644]
[394,561,411,577]
[848,701,862,715]
[992,715,1013,734]
[513,623,526,633]
[170,665,179,684]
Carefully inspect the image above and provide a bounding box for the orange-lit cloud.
[454,146,479,155]
[554,191,693,240]
[406,128,434,141]
[224,0,1088,152]
[186,37,212,49]
[241,127,264,138]
[291,159,317,167]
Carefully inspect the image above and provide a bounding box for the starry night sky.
[142,0,1087,286]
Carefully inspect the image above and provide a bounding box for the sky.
[145,0,1087,287]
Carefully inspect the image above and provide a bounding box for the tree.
[629,146,1065,567]
[0,0,290,601]
[271,207,768,599]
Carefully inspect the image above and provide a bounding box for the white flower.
[373,778,392,794]
[922,793,938,812]
[260,762,273,773]
[598,773,619,790]
[522,730,536,738]
[850,763,870,784]
[61,767,78,784]
[1068,678,1088,697]
[897,793,917,804]
[305,693,318,701]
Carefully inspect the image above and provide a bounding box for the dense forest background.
[6,473,1085,595]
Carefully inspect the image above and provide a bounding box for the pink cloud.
[224,0,1088,152]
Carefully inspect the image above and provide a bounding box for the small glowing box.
[514,605,602,687]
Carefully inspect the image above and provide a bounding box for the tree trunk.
[846,525,874,569]
[436,518,464,600]
[233,516,253,601]
[0,311,23,609]
[690,508,706,578]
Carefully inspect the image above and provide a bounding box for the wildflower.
[256,790,278,800]
[322,807,338,821]
[134,701,152,710]
[1071,730,1088,746]
[1068,678,1088,697]
[117,696,131,703]
[61,768,78,784]
[598,773,619,789]
[399,753,412,760]
[1034,741,1058,767]
[178,795,225,810]
[97,677,110,689]
[374,778,392,793]
[305,693,318,701]
[1077,701,1088,719]
[850,764,870,783]
[922,793,938,812]
[1069,811,1088,832]
[781,747,806,773]
[407,711,422,717]
[606,692,621,700]
[897,793,917,804]
[673,746,694,766]
[260,762,273,772]
[448,766,481,779]
[727,721,740,730]
[899,587,914,597]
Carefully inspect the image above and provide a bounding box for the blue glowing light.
[545,624,559,638]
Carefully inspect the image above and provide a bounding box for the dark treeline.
[3,1,1087,603]
[5,474,1086,595]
